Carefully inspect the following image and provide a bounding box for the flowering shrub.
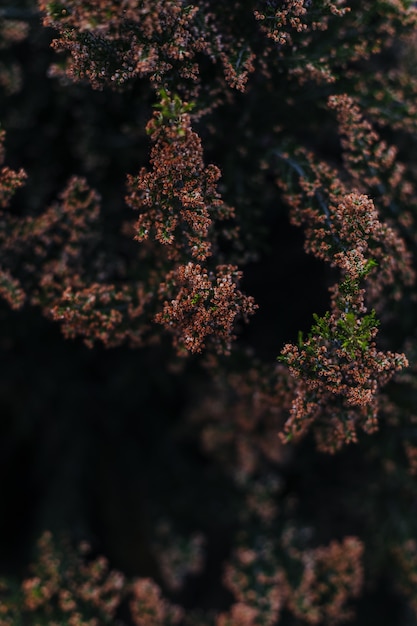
[2,0,417,624]
[0,532,182,626]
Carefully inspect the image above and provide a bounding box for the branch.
[272,149,346,251]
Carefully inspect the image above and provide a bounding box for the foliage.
[1,0,417,625]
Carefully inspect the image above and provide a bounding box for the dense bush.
[2,0,417,624]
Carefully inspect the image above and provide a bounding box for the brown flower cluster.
[216,602,261,626]
[190,365,293,482]
[40,0,202,90]
[392,539,417,617]
[129,578,183,626]
[0,18,28,47]
[328,94,399,187]
[0,158,153,347]
[0,531,125,625]
[253,0,417,94]
[0,531,185,626]
[0,268,25,310]
[286,536,364,624]
[0,17,28,94]
[328,93,417,262]
[0,129,27,309]
[39,0,257,95]
[151,521,205,592]
[353,67,417,133]
[3,175,106,320]
[0,173,100,279]
[0,123,253,355]
[219,46,256,93]
[126,92,234,262]
[0,128,26,208]
[279,151,414,302]
[277,143,411,450]
[254,0,350,46]
[254,0,351,86]
[220,538,288,626]
[328,93,414,209]
[50,281,151,348]
[155,262,256,355]
[218,532,363,626]
[126,90,255,355]
[281,284,407,452]
[38,0,417,105]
